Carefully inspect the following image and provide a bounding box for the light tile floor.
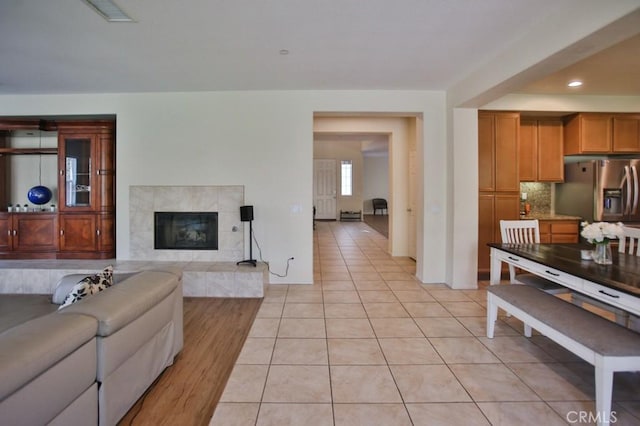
[210,221,640,426]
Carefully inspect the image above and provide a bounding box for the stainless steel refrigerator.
[555,158,640,224]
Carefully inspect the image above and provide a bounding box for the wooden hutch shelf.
[0,118,115,259]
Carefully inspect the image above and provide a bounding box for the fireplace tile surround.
[0,185,266,298]
[130,185,244,262]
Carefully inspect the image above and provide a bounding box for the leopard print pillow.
[58,265,114,309]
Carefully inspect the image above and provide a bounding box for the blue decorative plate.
[27,185,52,205]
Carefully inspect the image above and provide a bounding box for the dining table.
[488,242,640,317]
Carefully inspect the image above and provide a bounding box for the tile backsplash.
[520,182,552,214]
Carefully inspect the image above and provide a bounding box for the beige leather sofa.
[0,269,183,426]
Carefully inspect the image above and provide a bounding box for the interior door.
[314,159,337,220]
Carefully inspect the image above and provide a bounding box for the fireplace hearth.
[154,212,218,250]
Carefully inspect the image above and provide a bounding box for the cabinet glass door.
[64,138,92,207]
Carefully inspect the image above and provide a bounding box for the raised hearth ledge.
[0,260,266,298]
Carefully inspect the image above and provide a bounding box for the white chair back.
[500,219,540,244]
[619,226,640,256]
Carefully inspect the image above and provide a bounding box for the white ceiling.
[519,32,640,96]
[2,0,638,96]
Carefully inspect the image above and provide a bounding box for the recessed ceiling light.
[84,0,134,22]
[279,49,290,55]
[568,80,583,88]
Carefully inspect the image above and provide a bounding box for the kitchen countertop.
[519,213,582,221]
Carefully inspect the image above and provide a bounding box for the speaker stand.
[237,220,257,267]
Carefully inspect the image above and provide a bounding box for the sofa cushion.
[59,266,114,309]
[0,312,98,401]
[59,270,179,336]
[0,295,58,334]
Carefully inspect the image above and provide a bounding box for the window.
[341,160,353,196]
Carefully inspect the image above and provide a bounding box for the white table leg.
[595,356,614,426]
[489,247,502,285]
[486,293,498,338]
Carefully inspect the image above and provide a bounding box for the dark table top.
[488,243,640,297]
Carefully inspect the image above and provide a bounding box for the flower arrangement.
[580,221,624,244]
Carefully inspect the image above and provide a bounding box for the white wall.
[363,155,389,214]
[0,90,448,285]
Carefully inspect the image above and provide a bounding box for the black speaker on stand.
[237,205,257,267]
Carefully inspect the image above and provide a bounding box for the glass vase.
[592,241,613,265]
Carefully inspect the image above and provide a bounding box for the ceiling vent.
[83,0,134,22]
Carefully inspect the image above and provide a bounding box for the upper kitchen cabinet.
[478,111,520,192]
[613,114,640,152]
[519,119,564,182]
[564,113,612,154]
[565,113,640,155]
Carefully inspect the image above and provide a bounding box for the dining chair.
[616,226,640,329]
[618,225,640,256]
[499,220,570,294]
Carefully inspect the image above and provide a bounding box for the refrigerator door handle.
[621,166,631,215]
[633,165,639,214]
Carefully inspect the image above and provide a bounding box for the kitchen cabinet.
[0,213,58,258]
[564,113,612,154]
[613,115,640,152]
[539,220,579,243]
[478,112,520,192]
[477,190,520,273]
[565,113,640,155]
[519,119,564,182]
[478,111,520,276]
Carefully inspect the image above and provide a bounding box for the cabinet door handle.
[12,230,16,236]
[96,229,101,236]
[60,229,64,236]
[7,229,11,236]
[59,170,64,176]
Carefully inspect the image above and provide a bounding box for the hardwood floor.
[118,297,262,426]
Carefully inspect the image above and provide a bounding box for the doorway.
[313,113,421,260]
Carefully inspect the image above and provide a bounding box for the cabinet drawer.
[551,234,579,243]
[529,264,582,291]
[500,253,581,290]
[539,222,551,233]
[580,281,640,316]
[551,222,578,233]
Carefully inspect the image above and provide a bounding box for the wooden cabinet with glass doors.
[0,118,115,259]
[57,121,115,259]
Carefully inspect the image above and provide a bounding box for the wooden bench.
[487,284,640,426]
